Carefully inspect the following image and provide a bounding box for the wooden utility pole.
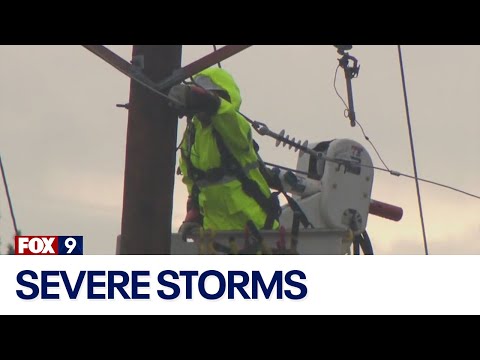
[119,45,182,255]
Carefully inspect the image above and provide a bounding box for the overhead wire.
[398,45,429,255]
[334,64,391,171]
[145,47,479,203]
[0,155,19,237]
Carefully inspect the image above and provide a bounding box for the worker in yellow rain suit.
[168,67,281,242]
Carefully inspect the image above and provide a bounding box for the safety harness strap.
[181,123,312,232]
[212,129,281,230]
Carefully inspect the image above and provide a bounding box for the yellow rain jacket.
[179,67,279,231]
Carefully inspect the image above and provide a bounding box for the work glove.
[179,221,202,242]
[168,84,221,118]
[179,196,203,242]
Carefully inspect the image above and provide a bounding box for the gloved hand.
[168,84,221,117]
[179,197,203,242]
[179,221,202,242]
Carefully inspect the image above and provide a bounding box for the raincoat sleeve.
[211,99,253,154]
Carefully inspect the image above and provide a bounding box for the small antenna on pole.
[334,45,360,127]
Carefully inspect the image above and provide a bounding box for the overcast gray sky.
[0,45,479,255]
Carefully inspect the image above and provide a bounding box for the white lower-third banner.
[0,255,479,315]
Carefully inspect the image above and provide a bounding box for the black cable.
[213,45,222,68]
[387,169,480,200]
[354,119,391,171]
[185,57,480,203]
[359,231,374,255]
[333,57,478,202]
[334,65,350,116]
[334,64,391,171]
[264,162,310,177]
[264,160,480,201]
[191,77,480,201]
[398,45,428,255]
[357,163,480,200]
[0,155,19,236]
